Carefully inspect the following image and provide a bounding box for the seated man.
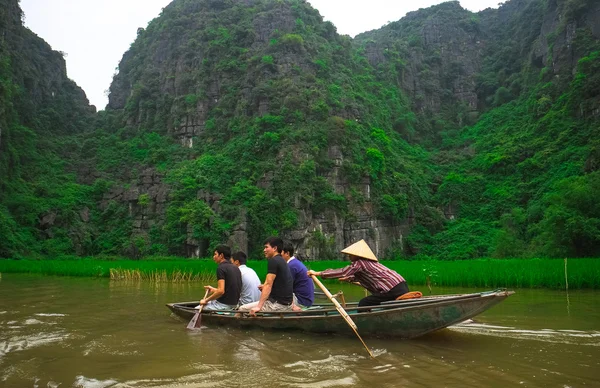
[230,251,261,305]
[238,236,293,315]
[281,240,314,310]
[198,245,242,311]
[308,239,409,307]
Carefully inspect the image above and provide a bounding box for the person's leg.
[202,300,220,311]
[237,301,259,312]
[358,283,410,306]
[388,282,410,298]
[358,294,388,307]
[202,300,234,311]
[291,294,303,311]
[261,300,293,312]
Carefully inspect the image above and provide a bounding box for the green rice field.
[0,257,598,289]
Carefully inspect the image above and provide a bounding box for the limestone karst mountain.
[1,0,599,259]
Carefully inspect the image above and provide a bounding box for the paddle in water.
[310,275,375,359]
[187,289,210,330]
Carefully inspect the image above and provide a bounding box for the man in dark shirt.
[238,236,293,315]
[198,245,242,311]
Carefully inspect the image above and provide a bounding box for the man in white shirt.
[230,251,261,305]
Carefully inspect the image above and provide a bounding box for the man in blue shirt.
[282,240,314,310]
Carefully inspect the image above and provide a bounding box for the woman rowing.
[308,239,409,307]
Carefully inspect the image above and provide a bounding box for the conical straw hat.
[341,240,378,261]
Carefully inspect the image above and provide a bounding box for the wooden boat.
[166,289,514,339]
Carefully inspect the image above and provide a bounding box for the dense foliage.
[0,0,599,262]
[94,0,434,258]
[0,0,94,258]
[411,7,600,260]
[349,0,600,260]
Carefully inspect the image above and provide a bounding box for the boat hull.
[167,289,513,339]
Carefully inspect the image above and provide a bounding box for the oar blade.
[187,310,202,330]
[187,289,210,330]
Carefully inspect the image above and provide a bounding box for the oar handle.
[201,288,210,303]
[196,288,211,314]
[198,288,210,311]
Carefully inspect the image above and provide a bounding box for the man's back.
[268,255,293,305]
[216,261,242,306]
[288,257,314,307]
[238,264,261,305]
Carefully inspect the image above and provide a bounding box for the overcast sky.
[20,0,500,110]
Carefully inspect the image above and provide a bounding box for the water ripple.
[449,322,600,346]
[35,313,67,317]
[74,375,119,387]
[24,318,44,325]
[0,331,68,359]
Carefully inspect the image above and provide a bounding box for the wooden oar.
[310,275,375,359]
[187,289,210,330]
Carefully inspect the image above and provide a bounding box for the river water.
[0,274,598,387]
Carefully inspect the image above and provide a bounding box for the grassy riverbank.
[1,257,598,289]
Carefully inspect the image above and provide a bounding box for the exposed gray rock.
[39,212,57,229]
[98,0,600,260]
[79,207,90,223]
[534,1,600,76]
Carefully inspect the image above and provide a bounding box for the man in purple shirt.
[308,239,409,307]
[281,240,314,310]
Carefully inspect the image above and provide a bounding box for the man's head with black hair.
[231,251,247,266]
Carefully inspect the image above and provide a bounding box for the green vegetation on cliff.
[0,0,599,264]
[92,0,435,258]
[356,0,600,259]
[0,0,93,257]
[416,40,600,259]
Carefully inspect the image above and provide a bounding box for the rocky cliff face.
[355,0,600,136]
[0,0,96,257]
[0,1,94,126]
[0,0,22,150]
[0,0,20,149]
[2,0,598,259]
[355,2,484,119]
[533,0,600,76]
[0,0,94,157]
[108,0,337,144]
[97,0,600,259]
[0,0,93,162]
[103,0,420,259]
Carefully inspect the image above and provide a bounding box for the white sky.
[20,0,499,110]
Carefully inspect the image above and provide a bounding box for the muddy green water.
[0,274,598,388]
